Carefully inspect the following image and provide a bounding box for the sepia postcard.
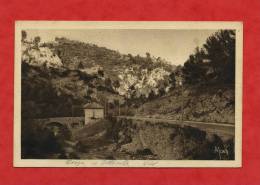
[14,21,243,167]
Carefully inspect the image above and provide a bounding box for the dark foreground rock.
[22,118,234,160]
[108,118,234,160]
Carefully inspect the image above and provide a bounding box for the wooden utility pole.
[106,100,109,118]
[180,80,184,125]
[104,101,106,117]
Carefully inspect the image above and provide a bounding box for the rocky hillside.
[48,37,176,98]
[117,67,171,98]
[21,36,176,118]
[21,62,124,118]
[109,117,234,160]
[136,85,235,123]
[21,31,235,122]
[21,40,123,118]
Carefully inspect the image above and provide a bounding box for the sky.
[25,29,217,65]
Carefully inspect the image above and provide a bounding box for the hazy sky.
[25,29,217,65]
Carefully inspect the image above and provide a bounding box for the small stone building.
[83,102,104,124]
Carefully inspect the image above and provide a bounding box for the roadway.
[116,116,235,137]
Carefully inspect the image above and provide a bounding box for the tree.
[98,69,104,77]
[127,53,134,60]
[104,78,112,87]
[128,84,137,99]
[182,48,207,85]
[146,52,152,63]
[159,88,166,96]
[182,30,235,85]
[33,36,41,49]
[84,95,92,103]
[22,30,27,42]
[78,62,84,69]
[113,80,120,89]
[203,30,235,83]
[146,52,151,58]
[148,90,156,100]
[114,99,119,106]
[86,88,94,96]
[169,72,176,88]
[134,54,143,64]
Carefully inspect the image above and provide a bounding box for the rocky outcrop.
[110,118,234,160]
[137,85,235,123]
[22,42,63,68]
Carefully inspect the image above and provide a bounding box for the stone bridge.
[32,117,85,129]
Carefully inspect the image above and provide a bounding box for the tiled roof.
[83,102,104,109]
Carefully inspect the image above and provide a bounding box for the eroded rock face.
[138,86,235,123]
[112,118,234,160]
[22,42,63,68]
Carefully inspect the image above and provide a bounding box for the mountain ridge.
[21,36,177,118]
